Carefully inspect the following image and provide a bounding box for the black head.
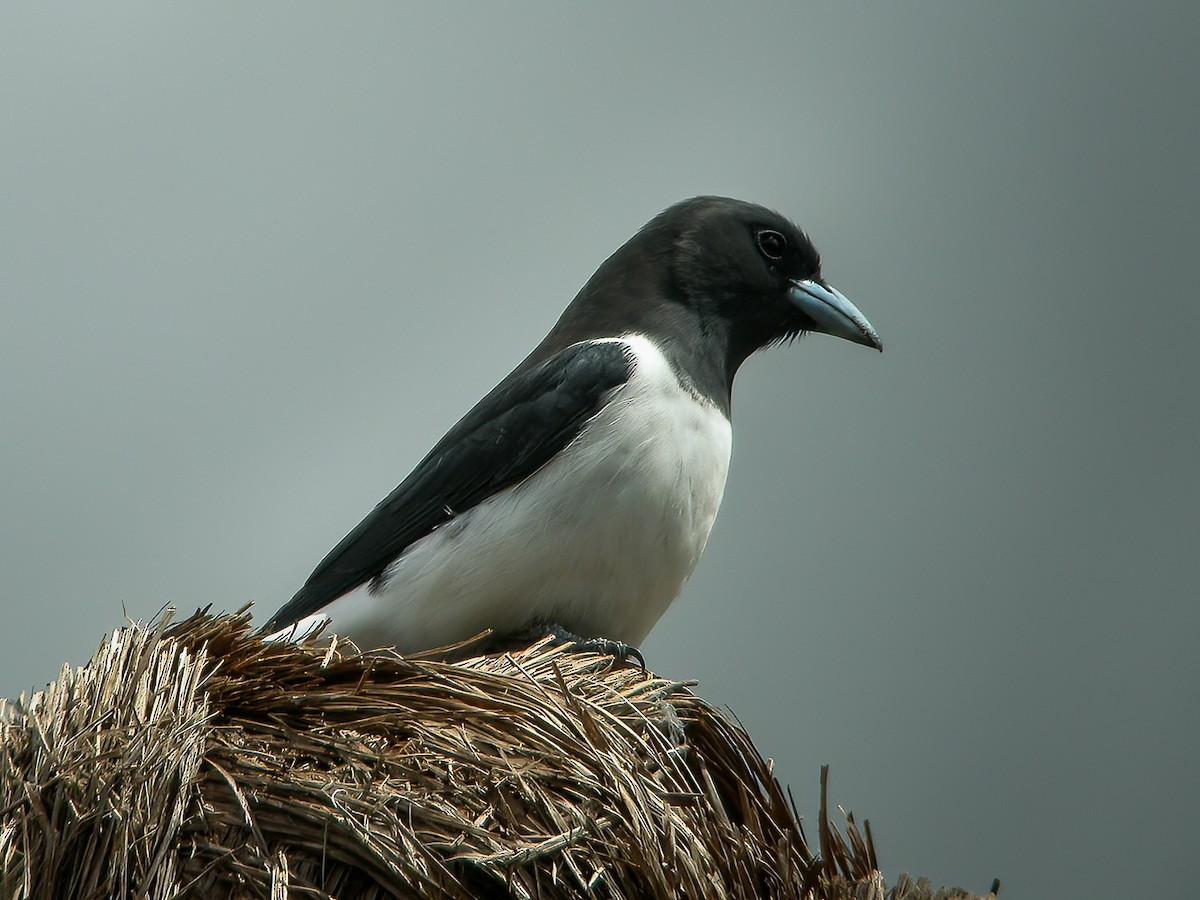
[665,196,882,368]
[534,196,880,409]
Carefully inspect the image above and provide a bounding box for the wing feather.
[262,340,634,631]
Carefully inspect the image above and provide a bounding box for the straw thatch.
[1,608,996,899]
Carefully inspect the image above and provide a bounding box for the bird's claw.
[544,623,646,668]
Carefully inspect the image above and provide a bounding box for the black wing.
[262,340,634,632]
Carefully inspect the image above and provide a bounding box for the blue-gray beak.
[788,280,882,351]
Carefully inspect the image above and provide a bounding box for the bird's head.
[666,196,882,367]
[539,197,881,389]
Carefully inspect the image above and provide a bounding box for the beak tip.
[854,327,883,353]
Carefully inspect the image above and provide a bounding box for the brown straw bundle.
[1,608,996,899]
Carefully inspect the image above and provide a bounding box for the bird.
[261,196,881,660]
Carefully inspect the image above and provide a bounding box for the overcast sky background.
[3,3,1197,897]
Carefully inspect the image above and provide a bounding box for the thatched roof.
[1,608,996,899]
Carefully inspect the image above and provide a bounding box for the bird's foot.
[542,623,645,668]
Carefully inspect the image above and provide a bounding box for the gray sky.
[3,3,1197,896]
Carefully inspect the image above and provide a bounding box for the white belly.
[300,335,732,653]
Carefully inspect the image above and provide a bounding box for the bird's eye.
[756,229,788,261]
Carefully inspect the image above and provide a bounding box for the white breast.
[305,335,733,653]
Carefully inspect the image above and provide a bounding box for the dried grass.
[1,608,996,899]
